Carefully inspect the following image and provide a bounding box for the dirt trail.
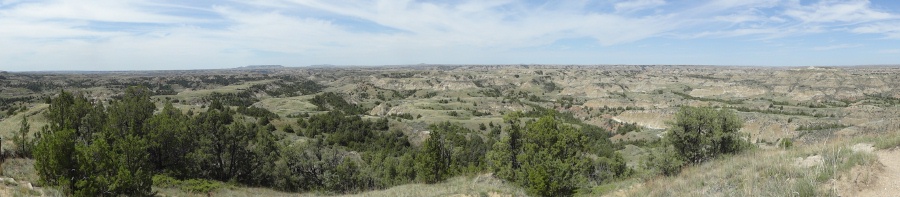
[857,149,900,197]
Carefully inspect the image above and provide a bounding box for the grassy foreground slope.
[606,131,900,197]
[153,174,525,197]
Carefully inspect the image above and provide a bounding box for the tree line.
[21,87,756,196]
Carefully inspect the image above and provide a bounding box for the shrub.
[153,174,224,194]
[283,125,295,133]
[33,128,76,192]
[779,138,793,149]
[643,144,685,176]
[666,107,751,164]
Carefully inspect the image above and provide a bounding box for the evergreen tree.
[248,124,279,185]
[75,133,152,196]
[487,115,621,197]
[13,114,32,157]
[34,128,77,193]
[487,135,515,180]
[415,132,448,183]
[106,86,156,137]
[45,90,91,136]
[488,120,521,181]
[34,89,155,196]
[516,116,588,196]
[666,106,748,164]
[146,102,192,174]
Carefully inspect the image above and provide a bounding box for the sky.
[1,0,900,71]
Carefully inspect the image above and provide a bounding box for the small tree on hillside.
[13,114,33,157]
[666,106,750,164]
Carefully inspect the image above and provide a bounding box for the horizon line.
[4,64,900,73]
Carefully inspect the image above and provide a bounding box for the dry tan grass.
[0,104,49,155]
[1,159,38,183]
[153,174,526,197]
[609,136,882,197]
[256,95,319,117]
[340,174,525,197]
[0,158,62,197]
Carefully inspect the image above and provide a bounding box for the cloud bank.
[1,0,899,71]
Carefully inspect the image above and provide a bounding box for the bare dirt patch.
[853,148,900,197]
[795,155,824,168]
[852,143,875,153]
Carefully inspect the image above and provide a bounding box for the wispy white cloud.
[614,0,666,12]
[686,0,898,39]
[852,22,900,38]
[0,0,201,23]
[1,0,900,70]
[784,0,894,23]
[248,0,683,47]
[687,25,826,40]
[813,44,862,51]
[714,13,765,24]
[880,49,900,54]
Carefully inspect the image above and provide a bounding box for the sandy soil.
[856,148,900,197]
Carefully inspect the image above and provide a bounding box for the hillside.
[0,65,898,196]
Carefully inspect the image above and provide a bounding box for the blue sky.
[1,0,900,71]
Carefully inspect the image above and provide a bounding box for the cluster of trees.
[530,77,558,92]
[8,81,62,92]
[26,87,647,196]
[729,106,832,118]
[644,106,752,176]
[29,88,279,195]
[236,105,279,120]
[198,75,265,86]
[33,88,157,195]
[309,92,364,114]
[290,112,492,191]
[616,122,641,135]
[486,116,627,196]
[414,122,492,183]
[301,111,389,149]
[253,80,325,97]
[203,91,258,108]
[1,96,34,115]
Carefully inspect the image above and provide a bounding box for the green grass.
[874,134,900,149]
[153,175,228,194]
[255,95,319,117]
[0,104,49,154]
